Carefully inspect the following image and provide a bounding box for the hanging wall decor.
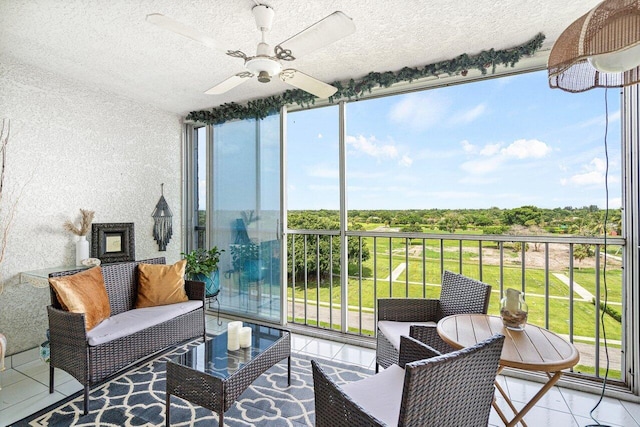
[91,223,135,263]
[152,184,173,251]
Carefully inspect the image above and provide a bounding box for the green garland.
[187,33,545,125]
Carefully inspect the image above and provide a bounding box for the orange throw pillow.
[49,266,111,331]
[135,260,189,308]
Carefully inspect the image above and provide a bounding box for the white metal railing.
[287,229,625,382]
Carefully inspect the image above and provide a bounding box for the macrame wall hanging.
[152,184,173,251]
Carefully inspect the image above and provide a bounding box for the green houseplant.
[182,247,224,297]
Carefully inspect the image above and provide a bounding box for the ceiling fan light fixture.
[257,71,271,83]
[245,56,282,80]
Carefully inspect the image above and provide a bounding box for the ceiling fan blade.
[275,11,355,61]
[205,72,253,95]
[146,13,219,50]
[280,69,337,98]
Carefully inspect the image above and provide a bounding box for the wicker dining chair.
[376,270,492,372]
[313,334,505,427]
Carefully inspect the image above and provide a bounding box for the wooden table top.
[437,314,580,372]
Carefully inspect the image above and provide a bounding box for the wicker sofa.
[46,257,206,415]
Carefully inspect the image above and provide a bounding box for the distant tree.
[287,211,370,281]
[574,244,594,268]
[439,212,463,233]
[481,225,508,235]
[503,206,542,226]
[401,223,423,233]
[512,242,530,253]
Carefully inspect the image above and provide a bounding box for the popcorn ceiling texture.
[0,0,601,115]
[0,54,183,355]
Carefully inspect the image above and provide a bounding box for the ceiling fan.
[146,4,355,98]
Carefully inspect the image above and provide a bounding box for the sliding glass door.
[210,116,281,322]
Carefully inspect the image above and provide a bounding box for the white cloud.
[460,140,475,153]
[459,138,552,175]
[346,134,413,166]
[388,92,451,131]
[449,103,487,124]
[500,139,551,159]
[460,156,504,174]
[317,133,323,139]
[480,143,502,156]
[399,155,413,167]
[346,135,398,159]
[565,157,609,186]
[569,171,603,185]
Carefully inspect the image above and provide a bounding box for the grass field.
[287,230,623,378]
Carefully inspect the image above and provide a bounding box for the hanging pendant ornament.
[152,183,173,251]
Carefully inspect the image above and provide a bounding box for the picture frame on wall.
[91,223,135,263]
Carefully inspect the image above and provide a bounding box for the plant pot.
[193,270,220,297]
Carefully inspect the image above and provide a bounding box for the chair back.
[312,359,384,427]
[439,270,491,317]
[399,334,504,427]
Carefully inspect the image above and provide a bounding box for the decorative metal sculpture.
[152,184,173,251]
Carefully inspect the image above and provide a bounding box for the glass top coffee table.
[165,322,291,426]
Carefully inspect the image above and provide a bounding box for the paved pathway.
[552,273,594,301]
[287,299,622,372]
[383,262,406,282]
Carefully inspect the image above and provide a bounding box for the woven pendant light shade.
[548,0,640,92]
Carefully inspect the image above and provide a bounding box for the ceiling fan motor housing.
[252,5,274,32]
[245,56,282,82]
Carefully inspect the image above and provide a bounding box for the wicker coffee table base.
[166,332,290,426]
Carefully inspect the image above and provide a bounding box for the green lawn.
[288,231,624,379]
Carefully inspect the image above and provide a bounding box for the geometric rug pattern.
[14,338,373,426]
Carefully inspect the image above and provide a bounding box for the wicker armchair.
[313,334,504,427]
[376,270,491,372]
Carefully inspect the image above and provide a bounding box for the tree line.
[289,205,621,237]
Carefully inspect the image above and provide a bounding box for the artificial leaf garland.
[187,33,545,125]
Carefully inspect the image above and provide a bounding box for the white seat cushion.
[342,364,405,426]
[378,320,436,351]
[87,301,202,346]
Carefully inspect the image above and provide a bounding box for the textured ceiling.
[0,0,601,116]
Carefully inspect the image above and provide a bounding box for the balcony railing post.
[338,101,348,333]
[595,244,601,377]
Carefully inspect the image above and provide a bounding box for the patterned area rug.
[13,338,373,426]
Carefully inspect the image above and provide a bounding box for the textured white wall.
[0,54,183,354]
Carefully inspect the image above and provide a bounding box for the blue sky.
[287,70,621,210]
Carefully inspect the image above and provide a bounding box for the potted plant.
[182,247,224,297]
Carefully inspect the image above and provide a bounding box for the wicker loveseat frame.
[47,257,206,414]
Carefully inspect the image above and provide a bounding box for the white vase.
[76,235,90,266]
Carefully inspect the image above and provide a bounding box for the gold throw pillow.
[135,260,188,308]
[49,266,111,331]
